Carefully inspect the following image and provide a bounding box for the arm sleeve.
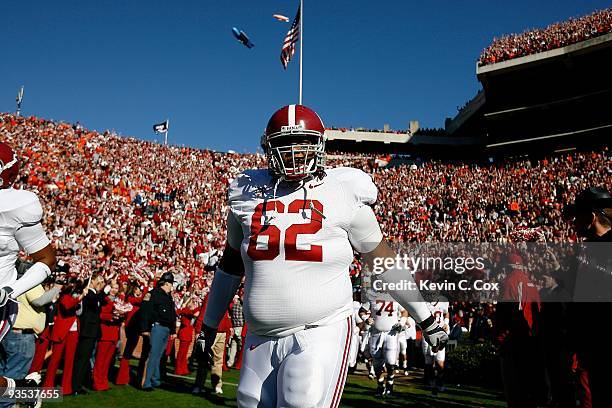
[24,284,45,303]
[9,262,52,298]
[203,269,242,330]
[348,205,383,253]
[226,211,244,251]
[30,286,61,308]
[139,297,153,332]
[14,198,50,254]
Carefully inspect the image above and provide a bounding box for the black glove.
[195,324,217,367]
[15,372,42,408]
[419,315,449,352]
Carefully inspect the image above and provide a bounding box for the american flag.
[280,5,301,69]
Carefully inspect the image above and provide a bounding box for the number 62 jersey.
[227,167,382,337]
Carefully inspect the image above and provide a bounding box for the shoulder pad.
[327,167,378,206]
[2,190,44,227]
[0,189,39,213]
[228,169,273,204]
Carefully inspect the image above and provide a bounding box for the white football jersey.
[362,299,404,332]
[0,189,49,287]
[228,167,380,337]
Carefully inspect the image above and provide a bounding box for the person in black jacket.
[140,272,176,391]
[563,187,612,408]
[72,274,106,395]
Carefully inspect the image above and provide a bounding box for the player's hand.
[419,315,449,352]
[15,372,42,408]
[196,325,217,367]
[15,371,42,387]
[0,286,14,307]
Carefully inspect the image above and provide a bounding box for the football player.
[196,105,448,407]
[359,306,375,379]
[347,288,363,373]
[397,314,416,376]
[422,297,450,395]
[0,141,55,402]
[360,299,406,396]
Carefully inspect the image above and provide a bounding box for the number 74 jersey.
[361,300,405,332]
[227,167,381,337]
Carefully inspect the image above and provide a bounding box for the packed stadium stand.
[328,8,612,157]
[1,113,609,286]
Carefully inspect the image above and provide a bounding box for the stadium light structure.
[16,86,24,117]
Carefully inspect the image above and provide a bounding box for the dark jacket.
[139,287,177,334]
[78,288,106,338]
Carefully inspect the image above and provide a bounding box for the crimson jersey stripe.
[333,320,352,408]
[330,317,352,408]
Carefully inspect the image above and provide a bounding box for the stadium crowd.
[0,113,610,404]
[326,126,410,135]
[478,8,612,66]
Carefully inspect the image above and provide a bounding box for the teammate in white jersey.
[361,299,406,396]
[422,298,450,394]
[195,105,448,407]
[347,289,363,373]
[398,315,416,375]
[0,142,55,400]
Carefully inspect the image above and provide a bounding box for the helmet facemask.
[263,129,325,181]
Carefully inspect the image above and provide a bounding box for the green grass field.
[55,365,505,407]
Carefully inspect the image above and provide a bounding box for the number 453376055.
[247,199,323,262]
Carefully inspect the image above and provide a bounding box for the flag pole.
[164,118,169,146]
[298,0,303,105]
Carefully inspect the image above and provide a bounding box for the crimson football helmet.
[0,142,19,189]
[261,104,326,181]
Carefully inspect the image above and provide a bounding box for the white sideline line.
[164,372,238,387]
[110,362,239,387]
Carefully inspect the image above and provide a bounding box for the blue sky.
[1,0,609,152]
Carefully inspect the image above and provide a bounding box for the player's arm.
[197,211,244,356]
[443,310,450,332]
[396,308,409,329]
[348,204,448,350]
[2,198,56,304]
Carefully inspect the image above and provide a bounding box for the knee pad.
[237,366,275,408]
[279,355,324,408]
